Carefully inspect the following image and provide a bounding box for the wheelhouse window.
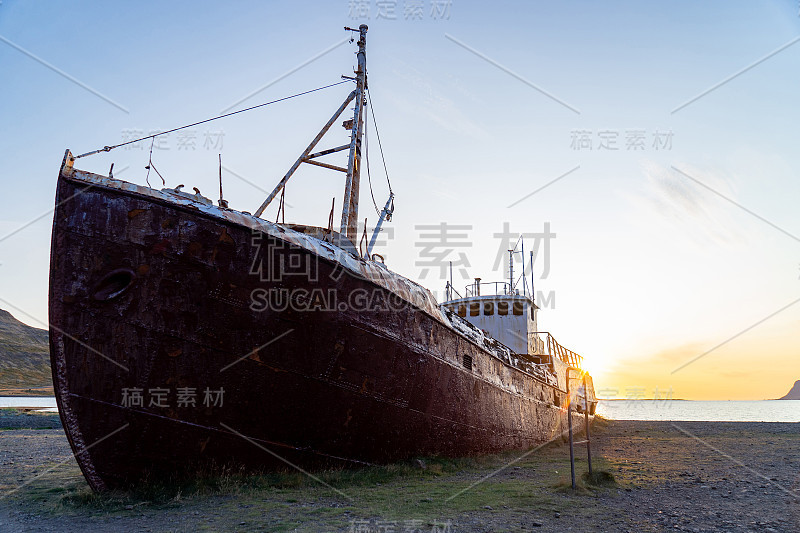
[498,301,509,315]
[483,302,494,315]
[457,304,467,317]
[513,301,524,316]
[470,302,480,316]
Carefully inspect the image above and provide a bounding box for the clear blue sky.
[1,1,799,399]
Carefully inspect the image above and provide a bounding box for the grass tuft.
[551,475,590,494]
[582,470,617,487]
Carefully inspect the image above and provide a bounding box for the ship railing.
[531,331,584,369]
[464,281,520,298]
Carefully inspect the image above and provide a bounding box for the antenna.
[530,251,535,304]
[521,238,526,297]
[218,154,228,208]
[508,249,514,295]
[448,261,453,301]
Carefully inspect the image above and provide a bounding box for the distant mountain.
[0,309,51,391]
[779,380,800,400]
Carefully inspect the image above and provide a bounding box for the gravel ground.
[0,410,62,430]
[0,413,797,532]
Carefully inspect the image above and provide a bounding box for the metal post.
[340,24,368,243]
[567,374,576,490]
[583,373,593,476]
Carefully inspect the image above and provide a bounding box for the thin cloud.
[651,342,708,364]
[719,370,750,378]
[633,161,745,246]
[386,64,488,140]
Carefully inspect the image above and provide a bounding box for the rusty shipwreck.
[49,25,597,491]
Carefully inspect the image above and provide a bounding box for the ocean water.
[0,396,58,412]
[2,397,798,422]
[0,397,57,409]
[597,399,800,422]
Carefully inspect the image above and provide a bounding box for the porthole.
[92,269,136,301]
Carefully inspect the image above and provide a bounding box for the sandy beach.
[0,411,796,532]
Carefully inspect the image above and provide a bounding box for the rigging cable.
[365,88,393,195]
[74,79,353,159]
[144,137,166,188]
[364,99,381,215]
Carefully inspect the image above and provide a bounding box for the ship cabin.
[442,278,591,408]
[442,279,544,359]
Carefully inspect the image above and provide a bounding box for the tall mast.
[340,24,368,243]
[254,25,371,252]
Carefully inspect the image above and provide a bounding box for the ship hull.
[49,168,593,491]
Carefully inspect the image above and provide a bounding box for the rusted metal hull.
[49,168,594,491]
